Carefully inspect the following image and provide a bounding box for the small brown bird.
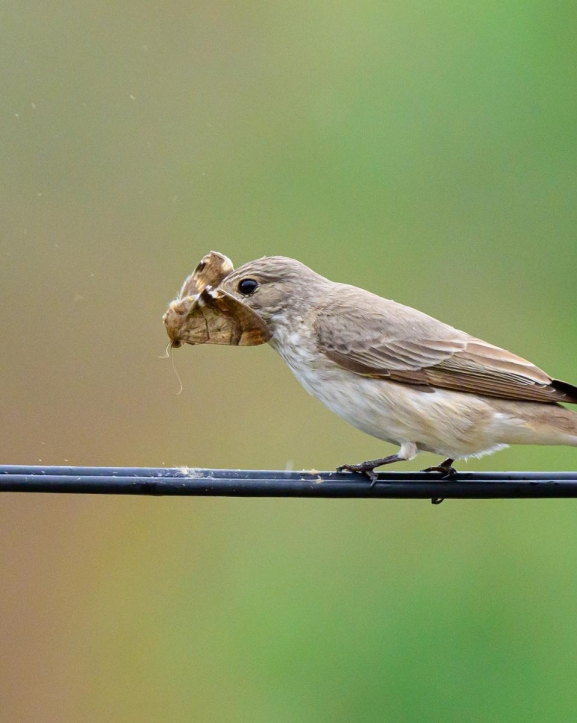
[164,252,577,482]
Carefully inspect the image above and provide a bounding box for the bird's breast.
[269,327,412,443]
[269,327,516,457]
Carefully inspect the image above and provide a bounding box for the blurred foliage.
[1,1,576,721]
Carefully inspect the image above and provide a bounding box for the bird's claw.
[336,463,378,486]
[423,465,457,479]
[424,462,456,505]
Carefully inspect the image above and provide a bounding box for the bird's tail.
[493,400,577,447]
[525,404,577,447]
[552,378,577,405]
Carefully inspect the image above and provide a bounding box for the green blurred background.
[1,1,577,720]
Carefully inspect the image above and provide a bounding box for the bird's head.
[219,255,328,326]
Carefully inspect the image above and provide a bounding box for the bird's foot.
[337,453,402,487]
[336,462,379,486]
[423,458,456,505]
[422,458,457,479]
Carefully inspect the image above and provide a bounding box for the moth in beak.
[163,251,272,348]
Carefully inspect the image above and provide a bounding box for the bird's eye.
[238,278,259,296]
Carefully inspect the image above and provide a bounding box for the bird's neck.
[268,310,320,368]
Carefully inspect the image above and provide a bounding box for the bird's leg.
[337,454,404,487]
[423,458,457,479]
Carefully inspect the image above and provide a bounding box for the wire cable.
[1,466,577,499]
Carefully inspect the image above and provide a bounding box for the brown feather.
[316,284,577,405]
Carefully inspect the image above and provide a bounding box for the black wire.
[1,466,577,498]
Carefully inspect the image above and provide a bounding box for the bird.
[164,253,577,483]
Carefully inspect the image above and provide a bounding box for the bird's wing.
[315,285,577,404]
